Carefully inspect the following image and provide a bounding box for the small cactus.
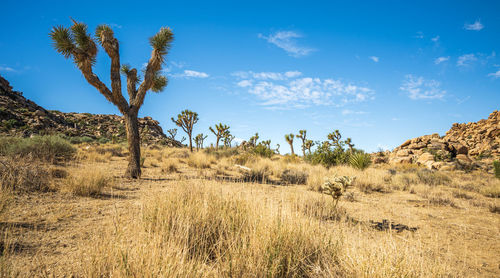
[322,175,355,207]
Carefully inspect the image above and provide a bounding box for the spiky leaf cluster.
[150,27,174,58]
[322,175,355,207]
[151,74,168,92]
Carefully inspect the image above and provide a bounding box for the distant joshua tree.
[304,139,314,154]
[296,129,307,157]
[249,133,259,146]
[285,133,295,155]
[262,140,271,149]
[167,128,177,140]
[172,110,198,152]
[223,133,235,148]
[209,123,230,150]
[194,133,208,151]
[276,143,280,154]
[327,130,344,150]
[345,137,354,151]
[50,19,173,178]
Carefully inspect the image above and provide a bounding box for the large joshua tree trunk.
[125,109,141,178]
[290,143,294,155]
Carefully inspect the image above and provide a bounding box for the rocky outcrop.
[0,75,181,147]
[388,110,499,172]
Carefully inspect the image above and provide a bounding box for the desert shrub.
[0,158,50,192]
[0,135,75,163]
[95,146,124,157]
[242,168,269,183]
[281,154,300,164]
[233,152,257,165]
[204,147,239,159]
[97,137,110,144]
[416,169,451,186]
[63,167,112,197]
[489,205,500,214]
[494,161,500,179]
[480,182,500,198]
[68,136,94,144]
[348,152,372,170]
[305,144,348,168]
[49,167,68,179]
[322,175,355,207]
[187,152,215,169]
[252,144,273,158]
[161,158,178,173]
[280,169,308,185]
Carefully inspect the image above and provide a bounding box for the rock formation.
[387,110,499,172]
[0,75,181,146]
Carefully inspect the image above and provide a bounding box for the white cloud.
[369,56,379,62]
[237,80,252,87]
[172,70,209,78]
[464,20,484,31]
[231,70,302,81]
[400,75,446,100]
[0,66,16,72]
[233,70,374,108]
[414,31,424,39]
[457,54,477,67]
[342,109,367,115]
[431,35,440,42]
[488,70,500,79]
[258,31,314,57]
[434,56,450,64]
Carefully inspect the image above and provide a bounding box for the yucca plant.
[349,152,372,170]
[296,129,307,157]
[50,20,173,178]
[285,133,295,155]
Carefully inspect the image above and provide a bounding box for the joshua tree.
[180,137,186,144]
[304,139,314,154]
[276,144,280,154]
[209,123,230,150]
[172,110,198,152]
[327,130,344,150]
[262,139,271,149]
[167,128,177,140]
[223,133,235,148]
[345,138,355,151]
[249,133,259,146]
[284,133,295,155]
[194,133,207,151]
[296,129,307,157]
[50,20,173,178]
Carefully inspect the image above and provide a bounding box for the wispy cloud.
[488,70,500,79]
[400,75,446,100]
[232,70,302,81]
[431,35,440,42]
[258,31,314,57]
[434,56,450,64]
[457,54,477,67]
[414,31,424,39]
[233,70,374,109]
[342,109,367,115]
[369,56,379,62]
[464,20,484,31]
[172,69,209,78]
[0,66,16,72]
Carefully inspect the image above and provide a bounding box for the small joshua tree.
[322,175,355,208]
[209,123,230,150]
[196,133,208,150]
[50,20,173,178]
[304,139,314,154]
[172,110,198,152]
[276,144,280,154]
[223,133,235,148]
[285,133,295,155]
[262,140,271,149]
[167,128,177,140]
[249,133,259,146]
[345,137,354,151]
[296,129,307,157]
[327,130,344,150]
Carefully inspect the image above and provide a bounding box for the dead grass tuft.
[62,167,113,197]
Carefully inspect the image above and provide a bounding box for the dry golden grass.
[61,166,114,196]
[2,145,499,277]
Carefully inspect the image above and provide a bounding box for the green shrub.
[494,161,500,179]
[416,170,451,186]
[68,136,94,144]
[252,144,273,158]
[0,135,75,163]
[305,144,348,168]
[349,152,372,170]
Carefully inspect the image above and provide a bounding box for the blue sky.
[1,0,499,152]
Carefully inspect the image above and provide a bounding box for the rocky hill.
[0,75,181,146]
[388,110,499,171]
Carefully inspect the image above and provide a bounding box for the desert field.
[1,139,499,277]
